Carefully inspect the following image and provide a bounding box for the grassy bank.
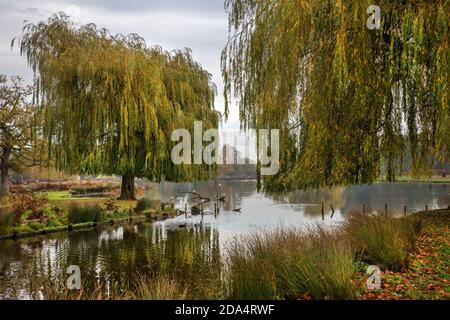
[360,210,450,299]
[0,192,178,239]
[22,209,450,300]
[225,212,423,300]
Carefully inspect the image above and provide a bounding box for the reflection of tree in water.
[270,187,345,217]
[0,223,222,298]
[145,180,257,213]
[60,223,222,296]
[340,183,450,214]
[144,225,221,296]
[269,183,450,216]
[0,234,74,299]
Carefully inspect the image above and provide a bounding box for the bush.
[12,225,32,234]
[28,221,45,231]
[67,204,103,224]
[136,197,157,212]
[47,217,63,228]
[344,213,421,271]
[227,227,357,300]
[10,193,47,222]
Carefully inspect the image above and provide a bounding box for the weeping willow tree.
[222,0,449,192]
[16,13,219,199]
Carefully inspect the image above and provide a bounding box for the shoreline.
[0,209,181,241]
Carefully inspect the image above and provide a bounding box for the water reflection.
[147,181,450,240]
[0,223,221,299]
[0,181,449,299]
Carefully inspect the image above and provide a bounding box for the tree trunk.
[119,175,136,200]
[0,148,11,196]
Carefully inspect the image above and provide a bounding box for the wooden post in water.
[363,204,365,215]
[404,205,407,216]
[426,205,428,212]
[385,204,388,215]
[321,202,324,221]
[185,203,188,217]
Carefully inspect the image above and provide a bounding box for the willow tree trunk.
[119,175,136,200]
[0,148,11,196]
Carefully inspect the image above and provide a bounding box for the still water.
[0,181,449,299]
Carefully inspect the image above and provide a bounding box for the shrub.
[47,218,63,228]
[10,193,47,222]
[344,212,421,271]
[136,197,157,213]
[28,221,45,231]
[12,225,32,234]
[67,204,103,224]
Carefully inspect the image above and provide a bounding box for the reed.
[344,212,422,271]
[227,227,357,300]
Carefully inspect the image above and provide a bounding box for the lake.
[0,181,449,299]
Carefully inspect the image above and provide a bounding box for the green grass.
[44,191,71,200]
[45,191,109,201]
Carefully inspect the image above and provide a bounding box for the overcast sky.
[0,0,241,126]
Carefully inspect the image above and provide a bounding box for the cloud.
[68,0,224,15]
[0,0,238,122]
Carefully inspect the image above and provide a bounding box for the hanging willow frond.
[17,12,219,182]
[222,0,449,191]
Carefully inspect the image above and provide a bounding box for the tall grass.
[227,227,357,300]
[26,274,187,300]
[136,276,187,300]
[0,211,15,235]
[344,212,422,271]
[135,197,158,212]
[67,204,103,224]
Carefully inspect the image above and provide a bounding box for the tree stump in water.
[191,205,201,215]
